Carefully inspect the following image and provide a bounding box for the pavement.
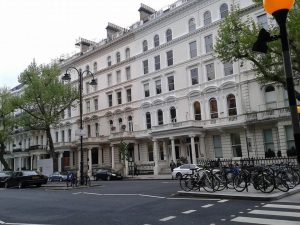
[43,174,300,201]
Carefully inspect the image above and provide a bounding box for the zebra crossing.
[231,203,300,225]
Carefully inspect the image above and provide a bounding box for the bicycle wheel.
[179,175,193,191]
[203,173,219,193]
[257,173,275,193]
[214,172,226,191]
[285,170,299,189]
[275,172,289,192]
[233,174,246,192]
[225,172,235,189]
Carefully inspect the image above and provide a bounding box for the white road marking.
[218,199,228,203]
[72,192,82,195]
[139,194,165,199]
[263,204,300,210]
[167,197,220,201]
[239,212,244,214]
[182,210,196,214]
[159,216,176,222]
[0,221,5,224]
[232,217,300,225]
[249,210,300,218]
[202,204,214,208]
[5,223,54,225]
[221,219,226,221]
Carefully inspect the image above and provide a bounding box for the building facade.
[2,0,298,176]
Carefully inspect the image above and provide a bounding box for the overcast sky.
[0,0,174,88]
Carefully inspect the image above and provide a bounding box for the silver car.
[171,164,199,179]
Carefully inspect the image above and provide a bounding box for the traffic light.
[298,105,300,114]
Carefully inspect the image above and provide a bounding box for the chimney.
[106,22,125,40]
[75,37,96,53]
[138,3,156,22]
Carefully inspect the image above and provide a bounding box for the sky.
[0,0,174,89]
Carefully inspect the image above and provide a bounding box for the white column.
[170,137,176,162]
[69,150,73,169]
[190,135,197,164]
[98,147,102,166]
[111,145,115,169]
[200,135,206,159]
[134,143,139,162]
[163,140,167,161]
[88,148,92,177]
[58,152,63,172]
[153,139,159,175]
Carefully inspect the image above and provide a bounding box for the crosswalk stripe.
[182,210,196,214]
[249,210,300,218]
[231,216,300,225]
[202,204,214,208]
[263,204,300,210]
[159,216,176,222]
[218,199,228,203]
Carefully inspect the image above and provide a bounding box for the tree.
[214,0,300,100]
[13,62,79,171]
[0,88,17,170]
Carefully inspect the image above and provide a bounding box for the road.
[0,180,300,225]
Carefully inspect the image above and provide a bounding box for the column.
[111,145,115,169]
[134,143,139,162]
[170,137,176,162]
[69,150,73,169]
[58,152,63,172]
[88,148,92,177]
[163,140,167,161]
[153,139,159,175]
[200,135,207,159]
[98,147,102,166]
[190,135,197,164]
[30,155,33,170]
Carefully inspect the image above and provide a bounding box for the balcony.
[246,107,290,123]
[109,131,135,140]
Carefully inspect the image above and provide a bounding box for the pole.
[273,9,300,167]
[79,71,84,185]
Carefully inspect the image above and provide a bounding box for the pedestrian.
[134,163,138,176]
[176,160,182,167]
[170,160,176,172]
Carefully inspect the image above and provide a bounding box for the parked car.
[48,171,68,182]
[171,164,199,179]
[4,170,48,188]
[94,169,123,181]
[0,171,13,187]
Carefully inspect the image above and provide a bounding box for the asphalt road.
[0,180,300,225]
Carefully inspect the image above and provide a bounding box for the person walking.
[170,160,176,172]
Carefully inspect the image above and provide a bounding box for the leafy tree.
[0,88,17,170]
[13,62,79,171]
[214,0,300,100]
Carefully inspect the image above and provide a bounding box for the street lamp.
[253,0,300,165]
[62,67,97,185]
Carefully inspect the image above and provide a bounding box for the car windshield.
[22,171,39,176]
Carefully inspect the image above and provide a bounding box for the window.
[86,100,90,113]
[116,70,121,84]
[263,129,275,154]
[154,55,160,71]
[143,40,148,52]
[107,74,112,86]
[188,18,196,32]
[95,123,99,137]
[285,126,295,152]
[194,101,201,120]
[118,118,123,131]
[143,60,149,74]
[144,83,150,97]
[231,133,242,157]
[117,91,122,105]
[224,62,233,76]
[61,130,65,143]
[148,143,154,161]
[61,110,65,119]
[265,85,276,109]
[204,11,212,26]
[68,129,71,142]
[126,89,132,102]
[220,3,228,19]
[125,66,131,80]
[206,63,215,81]
[168,76,175,91]
[209,98,218,119]
[227,94,237,116]
[108,94,113,107]
[257,14,268,29]
[85,65,90,72]
[204,34,213,53]
[55,132,58,142]
[191,68,199,85]
[107,56,111,67]
[115,52,120,63]
[94,98,98,111]
[146,112,151,129]
[87,125,91,138]
[154,35,160,47]
[166,29,172,42]
[155,79,162,95]
[67,107,71,118]
[93,62,97,73]
[213,135,223,158]
[128,116,133,132]
[189,41,197,58]
[157,109,164,125]
[170,107,177,123]
[85,82,90,94]
[166,50,173,66]
[125,48,130,59]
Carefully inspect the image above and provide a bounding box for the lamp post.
[257,0,300,165]
[62,67,97,185]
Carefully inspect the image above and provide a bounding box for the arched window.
[85,65,89,71]
[107,56,111,67]
[194,101,201,120]
[166,29,172,42]
[227,94,237,116]
[128,116,133,131]
[116,52,121,63]
[170,107,177,123]
[188,18,196,32]
[118,118,123,130]
[157,109,164,125]
[146,112,151,129]
[125,48,130,59]
[93,62,97,73]
[204,11,212,26]
[209,98,218,119]
[154,35,160,47]
[220,3,229,18]
[143,40,148,52]
[265,85,276,109]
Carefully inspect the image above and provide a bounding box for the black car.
[94,169,123,181]
[4,170,48,188]
[48,171,68,182]
[0,171,13,187]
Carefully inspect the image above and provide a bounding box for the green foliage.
[118,141,129,163]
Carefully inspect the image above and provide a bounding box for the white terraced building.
[2,0,299,176]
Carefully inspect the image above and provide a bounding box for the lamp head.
[89,79,97,86]
[263,0,295,14]
[252,28,273,54]
[62,73,71,81]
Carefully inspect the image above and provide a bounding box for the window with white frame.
[204,11,212,26]
[125,66,131,80]
[206,63,215,81]
[231,133,242,157]
[86,82,90,94]
[166,29,172,42]
[166,50,173,66]
[108,94,113,107]
[125,48,130,59]
[86,100,90,113]
[87,125,91,138]
[213,135,223,158]
[285,126,295,152]
[189,41,197,58]
[170,106,177,122]
[107,74,112,86]
[224,61,233,76]
[85,65,89,72]
[209,98,218,119]
[188,18,196,32]
[116,70,121,84]
[204,34,213,53]
[107,56,111,67]
[144,83,150,97]
[220,3,228,19]
[68,129,71,142]
[55,131,58,142]
[154,55,160,71]
[95,123,99,137]
[263,129,275,154]
[191,68,199,85]
[148,143,154,161]
[157,109,164,125]
[154,34,160,47]
[257,14,268,29]
[128,116,133,131]
[227,94,237,116]
[116,52,121,63]
[143,40,148,52]
[265,85,276,109]
[61,130,65,143]
[67,107,71,118]
[168,76,175,91]
[143,60,149,74]
[146,112,151,129]
[94,98,98,111]
[126,88,132,102]
[117,91,122,105]
[155,79,162,95]
[194,101,201,120]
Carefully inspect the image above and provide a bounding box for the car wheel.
[18,182,23,189]
[107,176,111,181]
[4,182,9,188]
[176,173,182,180]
